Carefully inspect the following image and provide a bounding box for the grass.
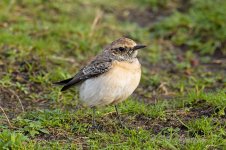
[0,0,225,149]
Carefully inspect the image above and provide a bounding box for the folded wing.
[54,54,113,91]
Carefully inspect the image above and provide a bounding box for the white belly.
[79,59,141,107]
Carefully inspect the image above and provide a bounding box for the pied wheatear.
[54,37,146,127]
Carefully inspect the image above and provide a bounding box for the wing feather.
[57,54,113,91]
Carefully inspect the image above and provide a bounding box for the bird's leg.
[114,105,124,127]
[73,104,80,112]
[87,107,99,131]
[92,107,97,128]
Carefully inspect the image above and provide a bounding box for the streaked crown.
[105,37,146,60]
[110,37,137,50]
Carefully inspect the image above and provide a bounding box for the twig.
[175,115,190,130]
[50,55,76,63]
[0,106,13,128]
[157,82,169,95]
[8,89,25,112]
[7,0,15,12]
[89,9,103,37]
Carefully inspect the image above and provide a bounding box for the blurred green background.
[0,0,225,149]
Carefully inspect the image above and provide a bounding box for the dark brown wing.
[54,54,113,91]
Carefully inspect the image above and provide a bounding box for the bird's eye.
[118,47,125,51]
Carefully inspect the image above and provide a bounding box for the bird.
[54,37,146,128]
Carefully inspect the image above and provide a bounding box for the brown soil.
[116,0,191,27]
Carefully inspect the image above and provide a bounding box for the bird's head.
[105,37,146,61]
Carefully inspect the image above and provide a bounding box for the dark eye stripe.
[118,47,125,51]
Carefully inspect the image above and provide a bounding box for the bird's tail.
[53,77,73,85]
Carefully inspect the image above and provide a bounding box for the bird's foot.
[88,124,101,131]
[117,121,126,129]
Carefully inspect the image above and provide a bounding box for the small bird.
[54,37,146,128]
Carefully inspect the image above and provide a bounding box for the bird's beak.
[133,44,146,50]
